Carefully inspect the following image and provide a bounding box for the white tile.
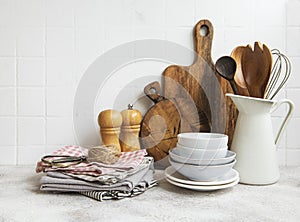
[17,28,45,56]
[0,58,16,86]
[287,57,300,88]
[0,117,16,145]
[165,28,194,66]
[0,28,16,56]
[17,58,45,86]
[254,0,285,27]
[101,1,132,27]
[104,27,135,56]
[165,0,194,26]
[286,28,300,56]
[286,149,300,166]
[17,88,45,116]
[195,0,224,27]
[287,0,300,26]
[46,57,77,86]
[46,117,75,145]
[165,27,193,51]
[45,145,65,154]
[255,28,285,51]
[75,28,104,61]
[0,88,16,115]
[46,86,75,116]
[134,0,165,27]
[0,0,16,27]
[73,57,93,83]
[0,146,16,164]
[46,0,74,27]
[224,27,255,53]
[16,0,45,27]
[134,27,165,40]
[211,27,226,61]
[287,89,300,118]
[17,146,45,165]
[46,28,75,57]
[18,117,45,145]
[276,148,286,166]
[74,0,103,27]
[224,0,253,27]
[286,118,300,148]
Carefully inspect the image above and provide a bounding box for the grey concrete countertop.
[0,166,299,222]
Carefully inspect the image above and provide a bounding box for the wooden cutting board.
[139,81,181,161]
[163,19,237,146]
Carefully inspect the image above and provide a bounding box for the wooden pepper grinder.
[119,104,142,152]
[98,109,123,152]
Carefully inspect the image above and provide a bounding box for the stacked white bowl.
[168,133,237,181]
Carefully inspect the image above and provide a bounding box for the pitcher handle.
[270,99,294,145]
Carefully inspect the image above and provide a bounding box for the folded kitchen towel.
[79,171,158,201]
[63,157,153,185]
[36,145,148,177]
[40,157,154,192]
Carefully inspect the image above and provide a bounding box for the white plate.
[166,177,239,191]
[165,166,239,186]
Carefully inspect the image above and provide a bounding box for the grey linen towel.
[40,157,154,192]
[80,170,158,201]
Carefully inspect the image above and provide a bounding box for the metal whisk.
[264,49,291,100]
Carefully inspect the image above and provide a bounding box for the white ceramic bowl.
[169,158,236,181]
[169,150,236,166]
[172,145,228,159]
[177,133,228,149]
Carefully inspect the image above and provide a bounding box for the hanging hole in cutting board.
[149,87,156,94]
[200,25,209,36]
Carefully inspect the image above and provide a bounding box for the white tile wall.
[17,28,45,56]
[0,88,16,115]
[0,0,299,165]
[0,58,16,86]
[17,58,45,86]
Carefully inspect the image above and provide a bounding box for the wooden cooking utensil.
[215,56,239,94]
[163,19,236,143]
[231,46,251,96]
[241,42,272,98]
[140,81,181,161]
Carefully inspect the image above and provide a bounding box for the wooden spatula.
[241,42,272,98]
[231,46,250,96]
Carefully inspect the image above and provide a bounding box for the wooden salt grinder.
[119,104,142,152]
[98,109,123,152]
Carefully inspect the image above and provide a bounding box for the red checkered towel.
[36,145,147,177]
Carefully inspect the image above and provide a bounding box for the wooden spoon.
[231,46,250,96]
[215,56,239,94]
[241,42,272,98]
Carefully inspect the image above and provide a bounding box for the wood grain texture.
[242,42,272,98]
[231,46,251,96]
[163,19,237,146]
[140,82,181,161]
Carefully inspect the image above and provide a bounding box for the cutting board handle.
[194,19,214,61]
[144,81,164,103]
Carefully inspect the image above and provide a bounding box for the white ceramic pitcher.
[226,93,294,185]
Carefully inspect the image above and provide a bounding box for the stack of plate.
[165,133,239,191]
[165,166,239,191]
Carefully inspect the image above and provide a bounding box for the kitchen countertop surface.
[0,166,299,222]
